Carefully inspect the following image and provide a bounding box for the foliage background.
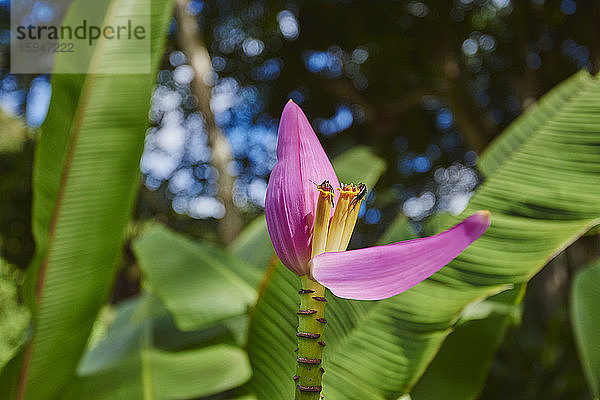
[0,0,599,399]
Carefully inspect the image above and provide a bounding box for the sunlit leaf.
[228,214,274,272]
[333,145,387,188]
[134,224,259,331]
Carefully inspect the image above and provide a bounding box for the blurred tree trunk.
[175,0,242,244]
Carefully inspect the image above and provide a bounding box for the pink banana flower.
[265,100,490,301]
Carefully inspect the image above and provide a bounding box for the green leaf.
[457,292,522,325]
[245,262,299,398]
[133,224,258,331]
[244,71,600,399]
[410,284,525,400]
[79,294,243,374]
[0,0,174,398]
[228,214,274,272]
[377,214,417,245]
[333,145,387,188]
[0,260,29,369]
[571,259,600,399]
[422,212,455,238]
[65,294,251,400]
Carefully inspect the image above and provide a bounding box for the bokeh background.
[1,1,599,398]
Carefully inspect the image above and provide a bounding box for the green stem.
[295,275,328,400]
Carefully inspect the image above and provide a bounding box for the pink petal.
[311,211,491,300]
[265,101,340,275]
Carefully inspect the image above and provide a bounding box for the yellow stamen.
[324,184,365,253]
[339,195,362,251]
[311,188,334,257]
[324,186,353,252]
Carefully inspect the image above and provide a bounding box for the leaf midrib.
[17,0,125,397]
